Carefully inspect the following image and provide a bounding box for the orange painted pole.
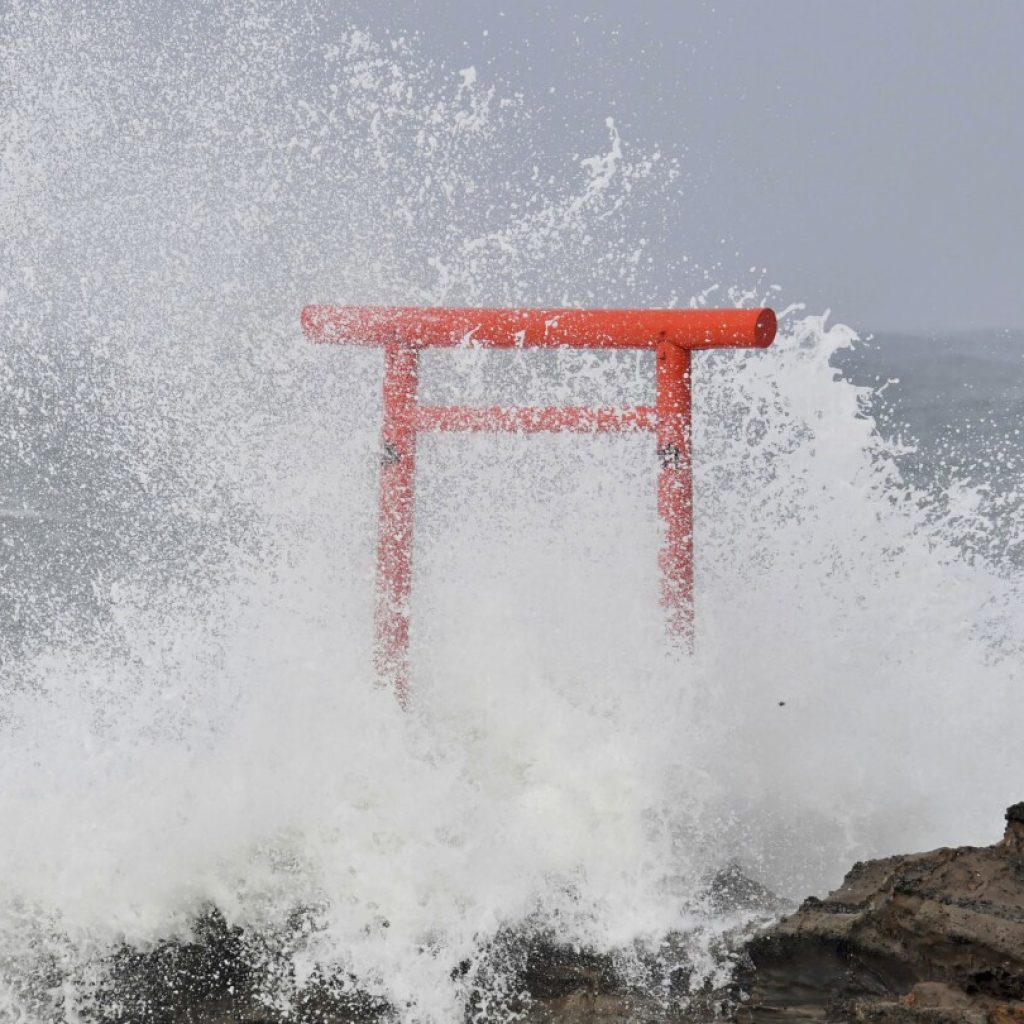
[376,343,418,707]
[656,341,694,650]
[302,306,776,351]
[414,405,657,433]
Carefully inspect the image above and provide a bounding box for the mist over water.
[1,4,1022,1021]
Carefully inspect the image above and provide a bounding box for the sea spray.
[1,4,1022,1021]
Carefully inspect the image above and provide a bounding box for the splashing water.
[1,4,1021,1021]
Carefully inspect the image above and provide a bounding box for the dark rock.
[75,865,784,1023]
[738,804,1024,1024]
[80,907,391,1024]
[462,874,786,1024]
[68,806,1024,1023]
[1004,805,1024,856]
[706,862,794,917]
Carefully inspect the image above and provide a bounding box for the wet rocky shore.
[71,805,1024,1024]
[738,802,1024,1024]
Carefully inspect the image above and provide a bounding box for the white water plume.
[0,4,1021,1021]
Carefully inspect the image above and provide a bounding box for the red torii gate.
[301,305,777,707]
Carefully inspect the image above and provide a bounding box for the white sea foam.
[0,4,1021,1021]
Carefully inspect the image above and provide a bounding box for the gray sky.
[337,0,1023,332]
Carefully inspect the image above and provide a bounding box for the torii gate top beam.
[301,305,776,351]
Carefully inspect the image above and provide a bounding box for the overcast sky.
[336,0,1023,333]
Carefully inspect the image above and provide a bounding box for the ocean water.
[1,5,1022,1021]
